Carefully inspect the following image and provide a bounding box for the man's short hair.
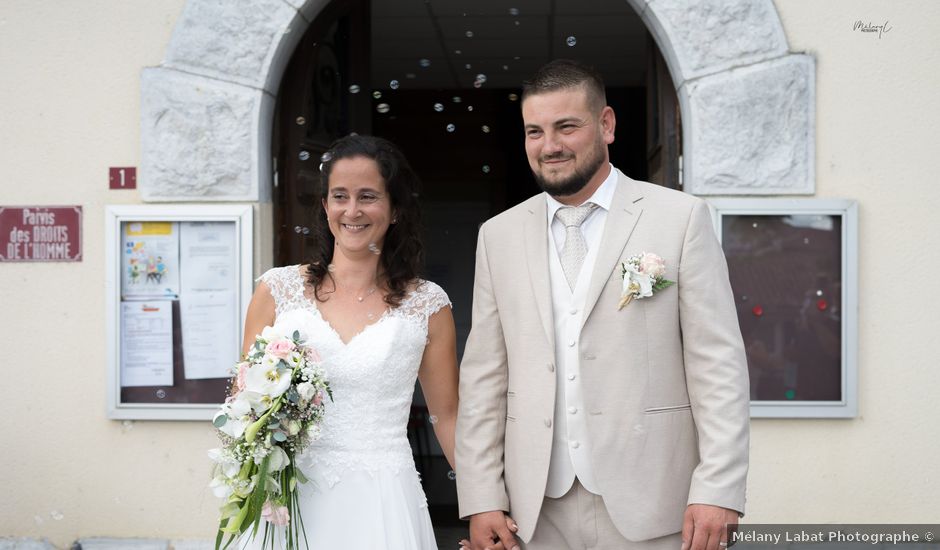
[521,59,607,112]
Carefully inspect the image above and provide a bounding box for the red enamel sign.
[0,206,82,262]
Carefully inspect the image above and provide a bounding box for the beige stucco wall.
[749,0,940,522]
[0,0,938,547]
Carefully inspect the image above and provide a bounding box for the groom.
[456,59,750,550]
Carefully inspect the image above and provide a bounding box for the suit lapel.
[580,171,644,330]
[523,195,555,349]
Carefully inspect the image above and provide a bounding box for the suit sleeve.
[455,224,511,518]
[678,199,750,514]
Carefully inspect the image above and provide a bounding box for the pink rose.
[266,339,295,360]
[312,392,323,406]
[261,500,290,526]
[639,253,666,278]
[304,346,321,363]
[235,362,250,392]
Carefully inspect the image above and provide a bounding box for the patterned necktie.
[555,203,598,291]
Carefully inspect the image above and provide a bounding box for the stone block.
[641,0,788,83]
[75,539,168,550]
[140,67,272,201]
[168,540,214,550]
[0,538,57,550]
[164,0,304,91]
[684,54,815,195]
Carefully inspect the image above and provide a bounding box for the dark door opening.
[272,0,680,541]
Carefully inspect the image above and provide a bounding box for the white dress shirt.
[544,164,618,498]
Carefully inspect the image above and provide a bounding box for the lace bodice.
[258,265,451,488]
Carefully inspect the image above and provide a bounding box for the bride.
[240,134,457,549]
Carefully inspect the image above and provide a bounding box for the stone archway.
[140,0,814,201]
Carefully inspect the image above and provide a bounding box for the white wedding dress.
[241,265,448,549]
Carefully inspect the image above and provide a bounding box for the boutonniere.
[618,252,675,310]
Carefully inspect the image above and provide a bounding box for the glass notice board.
[105,205,253,420]
[709,199,858,418]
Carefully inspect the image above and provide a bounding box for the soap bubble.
[348,84,360,94]
[508,93,519,101]
[465,30,474,38]
[446,124,456,133]
[368,243,380,255]
[302,227,310,235]
[482,165,490,173]
[405,73,416,79]
[473,73,487,88]
[509,7,520,15]
[447,470,457,480]
[419,58,431,68]
[454,49,462,55]
[481,125,490,133]
[428,415,439,424]
[298,151,310,161]
[372,90,382,99]
[294,226,303,234]
[452,96,462,103]
[376,103,390,114]
[389,80,399,90]
[433,103,444,112]
[566,35,577,47]
[467,105,474,112]
[320,152,333,163]
[295,116,306,125]
[327,263,336,272]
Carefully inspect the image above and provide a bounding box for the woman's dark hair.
[304,134,424,308]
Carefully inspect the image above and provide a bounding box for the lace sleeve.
[257,265,306,317]
[414,280,452,323]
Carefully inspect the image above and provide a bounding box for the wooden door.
[645,33,682,190]
[273,0,371,266]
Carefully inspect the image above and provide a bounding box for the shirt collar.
[545,163,618,225]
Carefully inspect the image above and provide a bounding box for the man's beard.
[532,142,606,198]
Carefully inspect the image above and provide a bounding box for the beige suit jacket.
[455,170,750,543]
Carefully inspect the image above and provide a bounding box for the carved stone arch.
[140,0,814,201]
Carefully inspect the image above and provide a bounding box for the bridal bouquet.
[209,324,331,550]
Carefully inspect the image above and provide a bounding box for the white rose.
[296,382,316,401]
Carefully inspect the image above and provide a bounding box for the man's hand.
[464,510,519,550]
[681,504,739,550]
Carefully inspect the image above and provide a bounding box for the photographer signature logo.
[853,20,892,39]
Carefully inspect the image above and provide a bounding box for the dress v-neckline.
[310,305,391,347]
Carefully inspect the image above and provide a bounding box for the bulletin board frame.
[708,199,858,418]
[105,205,253,420]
